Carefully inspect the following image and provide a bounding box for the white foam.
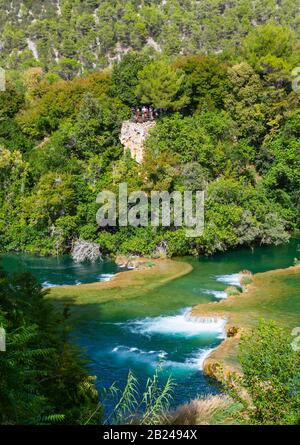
[42,280,82,288]
[203,290,228,299]
[215,273,241,287]
[159,348,214,371]
[185,348,214,370]
[125,308,226,338]
[112,344,216,372]
[112,345,168,360]
[42,281,59,288]
[43,274,113,288]
[158,351,168,359]
[99,273,115,282]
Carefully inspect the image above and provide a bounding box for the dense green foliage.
[226,320,300,425]
[0,8,299,257]
[0,267,175,425]
[1,1,300,73]
[1,1,299,428]
[0,269,102,424]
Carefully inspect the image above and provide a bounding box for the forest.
[0,0,300,427]
[1,0,300,73]
[0,19,299,257]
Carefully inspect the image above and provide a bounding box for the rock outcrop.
[119,120,156,163]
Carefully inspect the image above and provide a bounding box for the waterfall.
[123,307,226,338]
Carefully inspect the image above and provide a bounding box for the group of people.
[131,106,164,123]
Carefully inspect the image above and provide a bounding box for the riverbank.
[4,241,298,412]
[48,257,300,380]
[192,264,300,379]
[49,258,193,314]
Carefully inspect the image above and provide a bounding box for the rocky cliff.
[119,120,156,164]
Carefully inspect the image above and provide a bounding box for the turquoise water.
[1,238,299,410]
[0,253,122,287]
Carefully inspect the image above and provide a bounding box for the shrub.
[225,286,241,297]
[168,395,239,425]
[224,319,300,424]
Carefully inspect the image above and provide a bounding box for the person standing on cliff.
[149,105,154,120]
[141,105,147,122]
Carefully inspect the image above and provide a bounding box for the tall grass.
[105,368,174,425]
[168,395,240,425]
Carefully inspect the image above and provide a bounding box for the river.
[1,238,299,410]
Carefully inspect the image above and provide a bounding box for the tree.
[23,67,44,100]
[262,113,300,224]
[260,213,290,245]
[174,55,229,111]
[243,22,298,79]
[243,21,296,70]
[145,112,230,175]
[136,59,189,110]
[225,320,300,425]
[71,92,128,158]
[0,269,102,424]
[224,62,266,146]
[111,52,150,106]
[0,147,28,203]
[24,172,76,226]
[180,162,209,192]
[54,58,82,81]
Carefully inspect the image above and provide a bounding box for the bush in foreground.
[224,319,300,425]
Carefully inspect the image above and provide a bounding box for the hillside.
[1,1,300,428]
[0,1,299,258]
[1,0,300,74]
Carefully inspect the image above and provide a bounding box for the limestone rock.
[119,120,156,163]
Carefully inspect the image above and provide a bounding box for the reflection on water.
[0,253,122,286]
